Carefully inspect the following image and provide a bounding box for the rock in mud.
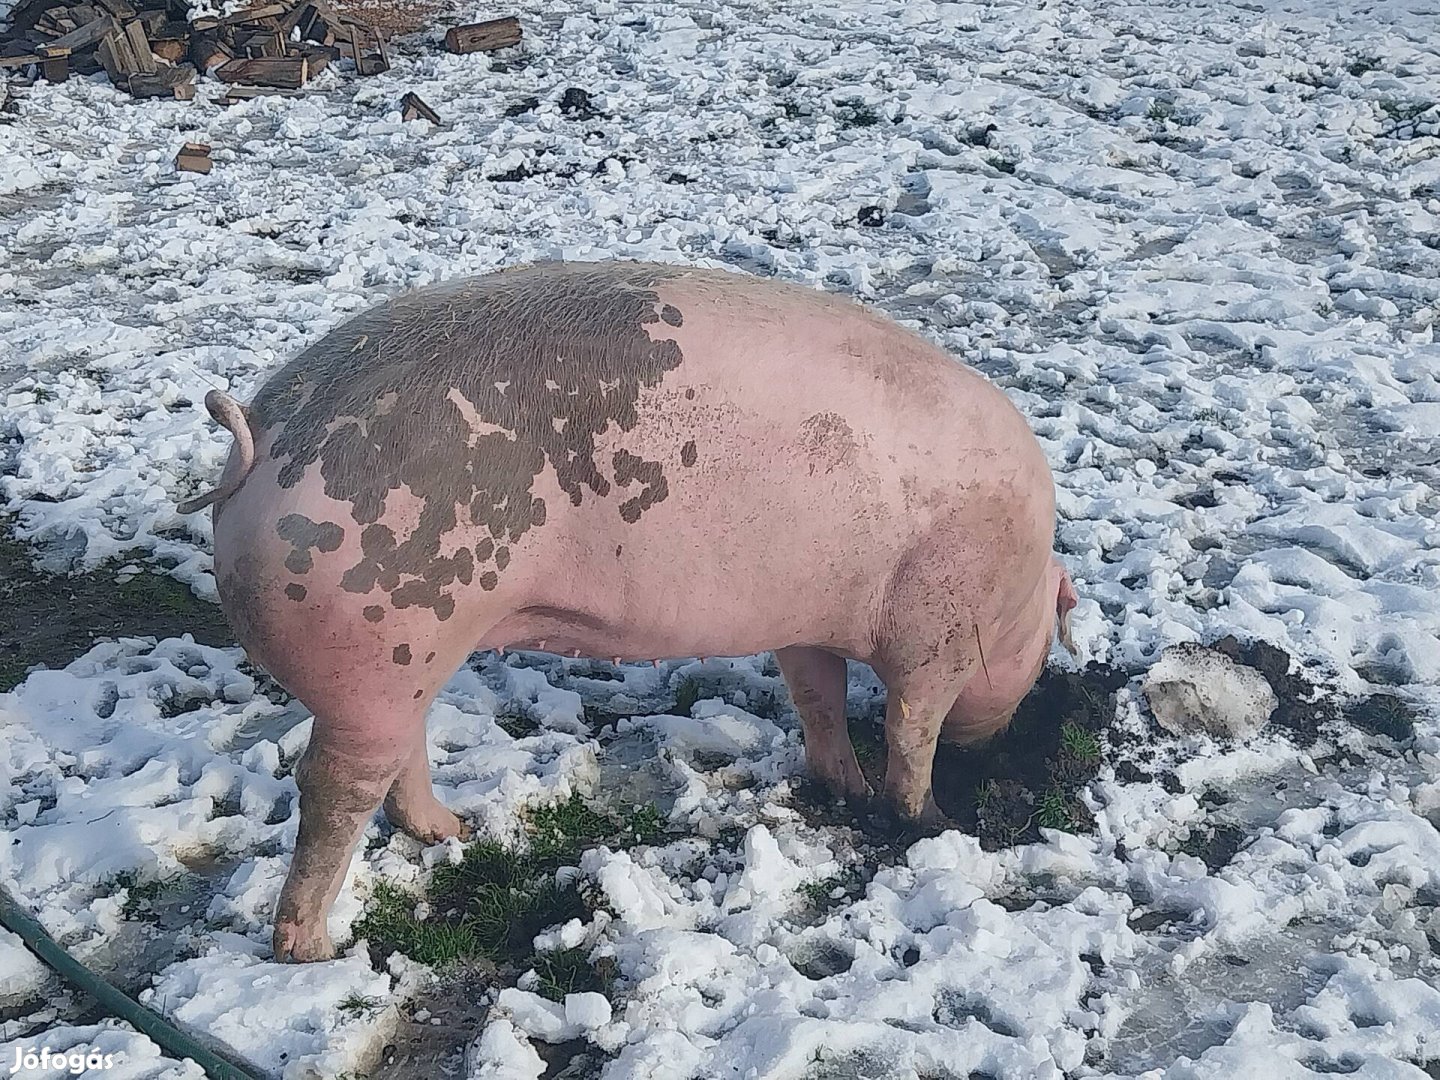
[1142,643,1279,740]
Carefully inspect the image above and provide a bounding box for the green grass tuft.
[349,794,666,979]
[1035,787,1081,832]
[1059,723,1101,765]
[337,992,386,1019]
[108,871,169,918]
[534,947,617,1003]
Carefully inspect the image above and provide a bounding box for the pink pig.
[179,261,1078,962]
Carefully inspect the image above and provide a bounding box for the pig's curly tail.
[177,389,256,514]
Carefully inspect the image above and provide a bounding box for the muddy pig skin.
[179,260,1078,962]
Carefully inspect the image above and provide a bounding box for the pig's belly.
[473,450,905,663]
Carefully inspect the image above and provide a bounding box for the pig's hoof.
[809,754,873,802]
[867,797,958,842]
[385,794,471,845]
[272,920,335,963]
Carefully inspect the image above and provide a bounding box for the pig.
[178,260,1078,962]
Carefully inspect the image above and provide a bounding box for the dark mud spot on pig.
[285,583,307,602]
[248,262,687,621]
[0,518,231,692]
[393,644,412,666]
[276,514,345,576]
[797,664,1126,851]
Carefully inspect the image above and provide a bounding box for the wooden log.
[215,55,307,88]
[122,19,155,73]
[42,56,69,81]
[175,141,211,173]
[36,13,116,58]
[0,53,43,69]
[444,16,520,55]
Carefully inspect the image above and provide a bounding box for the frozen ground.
[2,0,1440,1075]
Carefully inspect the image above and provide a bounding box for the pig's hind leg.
[272,700,422,963]
[776,645,872,801]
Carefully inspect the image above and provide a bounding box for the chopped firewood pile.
[0,0,521,102]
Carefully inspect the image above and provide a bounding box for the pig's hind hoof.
[272,920,335,964]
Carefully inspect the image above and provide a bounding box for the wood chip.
[443,16,520,55]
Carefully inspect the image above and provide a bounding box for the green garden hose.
[0,886,263,1080]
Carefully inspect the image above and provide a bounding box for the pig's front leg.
[273,718,412,963]
[776,645,872,800]
[877,655,977,828]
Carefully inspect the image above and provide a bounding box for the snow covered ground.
[2,0,1440,1075]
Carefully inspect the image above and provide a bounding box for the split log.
[42,55,68,81]
[231,28,283,57]
[95,29,139,82]
[175,141,211,173]
[190,33,233,72]
[149,34,188,63]
[0,53,43,69]
[35,13,115,58]
[444,16,520,55]
[215,55,308,88]
[400,91,440,124]
[348,22,387,75]
[128,60,194,97]
[122,19,155,73]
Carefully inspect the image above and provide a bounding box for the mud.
[794,663,1128,852]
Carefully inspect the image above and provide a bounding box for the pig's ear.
[1055,563,1079,657]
